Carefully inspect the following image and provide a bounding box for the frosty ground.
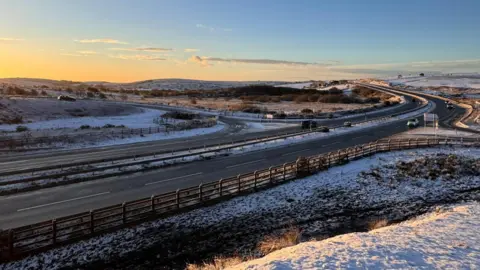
[231,201,480,269]
[2,146,479,270]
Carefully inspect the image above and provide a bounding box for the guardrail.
[0,119,217,150]
[1,137,478,262]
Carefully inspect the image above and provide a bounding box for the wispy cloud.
[184,48,199,53]
[196,24,232,32]
[0,37,24,42]
[188,55,210,67]
[109,47,173,52]
[109,54,166,61]
[189,56,326,66]
[77,50,97,55]
[74,38,128,44]
[61,53,83,57]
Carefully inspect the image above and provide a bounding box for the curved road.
[0,86,469,228]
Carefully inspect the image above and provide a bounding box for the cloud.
[109,47,173,52]
[0,37,24,42]
[77,50,97,55]
[109,54,166,61]
[188,55,210,67]
[196,24,231,32]
[61,53,83,57]
[189,56,326,67]
[184,48,199,53]
[74,39,128,44]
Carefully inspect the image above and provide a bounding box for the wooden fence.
[0,137,478,262]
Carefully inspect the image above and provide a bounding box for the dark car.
[301,120,317,129]
[57,95,76,102]
[447,103,454,110]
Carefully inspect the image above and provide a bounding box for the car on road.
[447,103,454,110]
[344,121,352,127]
[57,95,76,102]
[406,118,419,128]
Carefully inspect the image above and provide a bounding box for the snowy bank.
[2,147,479,270]
[231,202,480,270]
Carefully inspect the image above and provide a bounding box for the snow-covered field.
[0,108,166,131]
[3,146,479,270]
[275,82,312,89]
[231,201,480,269]
[388,75,480,89]
[401,127,480,138]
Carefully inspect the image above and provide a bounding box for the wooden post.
[199,184,203,201]
[176,189,180,209]
[52,219,57,245]
[219,179,223,196]
[151,195,155,213]
[90,210,94,234]
[283,163,287,180]
[269,167,273,184]
[237,175,241,193]
[254,171,258,190]
[122,203,127,224]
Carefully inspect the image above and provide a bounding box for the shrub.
[190,98,197,104]
[383,100,391,106]
[102,124,115,128]
[30,89,39,96]
[185,256,243,270]
[301,108,313,114]
[16,126,29,132]
[258,227,301,255]
[294,94,310,103]
[41,90,48,96]
[368,219,388,230]
[80,125,91,129]
[86,92,94,98]
[98,93,107,99]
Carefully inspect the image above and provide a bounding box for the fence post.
[283,163,287,180]
[199,183,203,201]
[151,195,155,213]
[122,203,127,224]
[52,219,57,245]
[269,167,273,184]
[90,211,94,234]
[254,171,258,190]
[219,179,223,196]
[8,230,14,257]
[388,139,391,151]
[237,174,241,193]
[176,189,180,209]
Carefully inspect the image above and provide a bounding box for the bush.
[301,108,313,114]
[190,98,197,104]
[327,113,334,119]
[294,94,310,103]
[98,93,107,99]
[80,125,91,129]
[383,100,391,106]
[86,92,94,98]
[102,124,115,128]
[186,256,243,270]
[258,227,301,255]
[41,90,48,96]
[16,126,29,132]
[30,89,39,96]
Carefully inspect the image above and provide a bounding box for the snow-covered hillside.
[95,79,287,91]
[230,202,480,269]
[388,74,480,89]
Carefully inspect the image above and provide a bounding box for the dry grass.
[185,256,243,270]
[368,219,389,231]
[258,226,301,255]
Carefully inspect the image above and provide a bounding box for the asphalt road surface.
[0,88,467,229]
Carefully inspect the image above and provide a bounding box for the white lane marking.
[144,172,203,186]
[226,159,266,169]
[17,191,111,212]
[281,149,311,156]
[323,141,340,147]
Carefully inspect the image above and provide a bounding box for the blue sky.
[1,0,479,81]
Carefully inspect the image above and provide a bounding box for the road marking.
[17,192,111,212]
[352,135,367,140]
[323,141,340,147]
[144,172,203,186]
[226,159,265,169]
[281,149,311,156]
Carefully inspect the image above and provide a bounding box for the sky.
[1,0,480,82]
